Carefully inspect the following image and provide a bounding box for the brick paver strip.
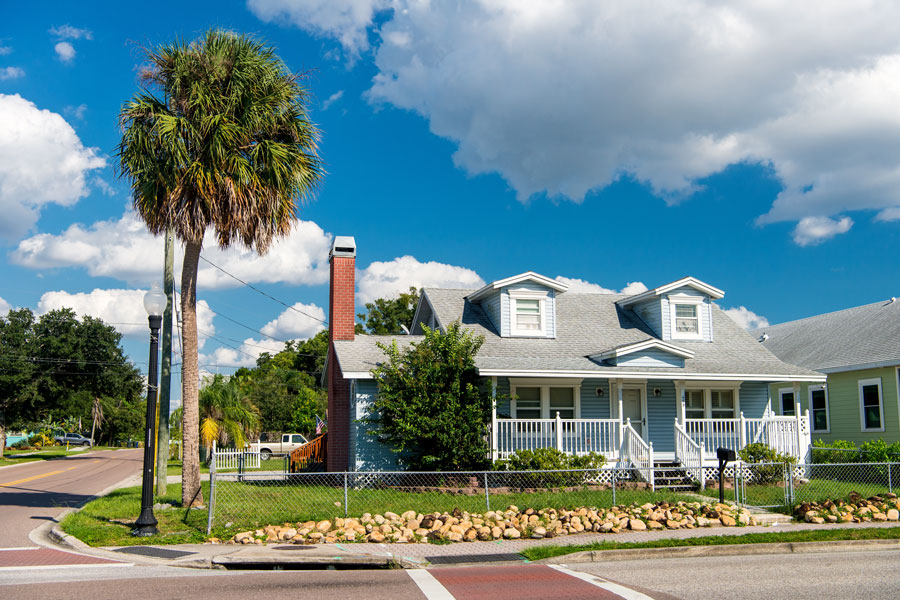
[0,547,124,568]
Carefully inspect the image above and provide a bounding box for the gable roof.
[333,287,823,382]
[467,271,568,303]
[591,339,695,361]
[617,276,725,308]
[758,298,900,373]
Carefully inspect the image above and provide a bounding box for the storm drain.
[426,553,524,564]
[111,546,197,560]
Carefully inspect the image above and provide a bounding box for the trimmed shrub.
[493,448,606,487]
[738,442,796,484]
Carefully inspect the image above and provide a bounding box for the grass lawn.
[520,526,900,561]
[165,457,288,477]
[60,483,212,546]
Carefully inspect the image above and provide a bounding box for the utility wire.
[198,254,327,325]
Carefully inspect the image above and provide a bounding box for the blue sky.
[2,1,899,398]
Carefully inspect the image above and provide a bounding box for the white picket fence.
[211,442,261,470]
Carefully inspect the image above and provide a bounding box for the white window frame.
[808,384,829,433]
[778,387,796,416]
[668,294,704,340]
[509,378,581,419]
[683,383,741,419]
[858,377,884,432]
[509,289,548,337]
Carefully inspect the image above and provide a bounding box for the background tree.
[0,309,37,457]
[356,287,420,335]
[118,30,322,506]
[368,322,492,470]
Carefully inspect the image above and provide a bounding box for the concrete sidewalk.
[44,517,900,570]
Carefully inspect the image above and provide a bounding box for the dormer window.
[675,304,698,334]
[516,299,541,330]
[509,289,548,336]
[668,294,704,340]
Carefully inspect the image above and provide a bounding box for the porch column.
[490,376,498,463]
[674,380,686,425]
[616,379,624,444]
[792,382,802,459]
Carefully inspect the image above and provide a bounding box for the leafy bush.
[11,438,31,449]
[738,442,796,484]
[811,439,900,464]
[27,432,54,449]
[493,448,606,487]
[368,323,494,471]
[859,439,900,463]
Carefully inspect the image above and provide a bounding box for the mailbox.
[716,447,736,463]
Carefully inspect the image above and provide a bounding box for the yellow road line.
[0,470,65,488]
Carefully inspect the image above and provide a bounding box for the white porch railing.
[674,418,704,487]
[619,419,654,489]
[684,405,811,461]
[494,416,620,460]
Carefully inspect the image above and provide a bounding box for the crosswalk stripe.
[408,569,456,599]
[548,565,655,600]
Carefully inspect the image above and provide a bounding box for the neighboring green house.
[759,298,900,445]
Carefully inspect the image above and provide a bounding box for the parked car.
[248,433,308,459]
[54,433,92,447]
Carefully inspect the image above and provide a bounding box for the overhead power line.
[198,254,327,325]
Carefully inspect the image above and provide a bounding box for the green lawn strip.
[695,479,895,509]
[60,483,212,546]
[520,526,900,561]
[1,447,122,467]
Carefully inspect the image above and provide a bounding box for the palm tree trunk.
[181,239,204,507]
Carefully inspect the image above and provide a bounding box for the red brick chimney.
[327,236,355,471]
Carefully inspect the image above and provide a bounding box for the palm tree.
[117,30,322,506]
[90,396,104,446]
[199,374,260,451]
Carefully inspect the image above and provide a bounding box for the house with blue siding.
[324,237,825,475]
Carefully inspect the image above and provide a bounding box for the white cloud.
[12,208,332,289]
[724,306,770,331]
[49,25,93,40]
[792,216,853,247]
[0,46,11,56]
[36,288,215,347]
[321,90,344,110]
[0,296,10,316]
[875,207,900,222]
[555,276,648,295]
[65,104,87,120]
[257,1,900,239]
[0,94,104,242]
[0,66,24,80]
[201,337,286,369]
[357,255,485,304]
[247,0,388,57]
[54,41,76,62]
[261,302,326,339]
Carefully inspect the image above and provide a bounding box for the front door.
[622,388,645,438]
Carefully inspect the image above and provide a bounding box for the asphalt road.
[0,563,675,599]
[570,547,900,600]
[0,448,143,547]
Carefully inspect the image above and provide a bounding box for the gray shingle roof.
[333,288,822,379]
[758,298,900,372]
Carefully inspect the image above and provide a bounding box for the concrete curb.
[537,537,900,564]
[31,471,143,553]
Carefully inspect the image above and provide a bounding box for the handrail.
[674,419,704,488]
[619,419,654,489]
[290,433,327,472]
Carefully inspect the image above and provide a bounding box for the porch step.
[653,460,697,491]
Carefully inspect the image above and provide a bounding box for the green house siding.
[769,366,900,445]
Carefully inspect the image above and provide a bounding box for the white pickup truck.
[248,433,309,459]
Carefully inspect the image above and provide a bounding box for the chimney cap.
[330,235,356,259]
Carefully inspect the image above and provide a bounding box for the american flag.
[315,415,326,435]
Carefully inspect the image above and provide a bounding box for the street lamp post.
[133,284,167,537]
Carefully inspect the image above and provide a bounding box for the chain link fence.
[205,461,900,534]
